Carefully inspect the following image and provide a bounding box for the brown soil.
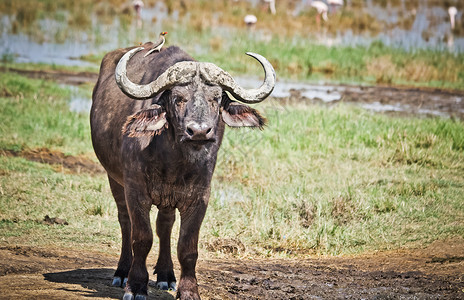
[0,66,98,86]
[339,84,464,119]
[286,84,464,120]
[0,238,462,299]
[0,148,104,175]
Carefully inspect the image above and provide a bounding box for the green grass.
[207,101,464,255]
[0,156,119,250]
[0,73,92,155]
[0,73,463,257]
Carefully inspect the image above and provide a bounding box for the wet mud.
[0,66,98,86]
[281,84,464,120]
[5,67,464,119]
[0,148,104,175]
[0,238,462,299]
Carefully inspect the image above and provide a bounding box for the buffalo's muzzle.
[184,121,215,143]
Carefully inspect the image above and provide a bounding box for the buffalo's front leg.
[123,186,153,300]
[108,176,132,288]
[154,207,177,290]
[177,201,207,300]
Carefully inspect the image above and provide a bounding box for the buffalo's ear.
[122,104,168,137]
[221,102,266,129]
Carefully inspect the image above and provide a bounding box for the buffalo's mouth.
[180,135,217,151]
[182,138,216,146]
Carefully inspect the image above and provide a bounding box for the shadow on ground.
[44,268,175,300]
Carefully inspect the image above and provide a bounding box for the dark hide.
[91,44,265,300]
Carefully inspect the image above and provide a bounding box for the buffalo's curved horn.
[116,48,276,103]
[199,52,276,104]
[115,47,197,100]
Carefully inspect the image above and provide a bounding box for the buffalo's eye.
[174,96,187,106]
[211,95,222,109]
[210,99,219,110]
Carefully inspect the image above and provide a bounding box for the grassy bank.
[4,29,463,90]
[163,26,464,90]
[1,73,463,257]
[0,73,91,155]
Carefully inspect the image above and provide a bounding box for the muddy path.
[0,148,104,175]
[296,84,464,119]
[0,238,463,299]
[4,66,464,119]
[1,66,98,86]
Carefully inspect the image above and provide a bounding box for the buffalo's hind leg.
[154,207,177,291]
[108,176,132,288]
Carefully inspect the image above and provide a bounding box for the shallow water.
[236,77,342,102]
[64,85,91,113]
[2,32,95,67]
[311,2,463,52]
[361,0,463,52]
[0,5,167,67]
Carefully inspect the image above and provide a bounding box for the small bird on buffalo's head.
[144,31,168,57]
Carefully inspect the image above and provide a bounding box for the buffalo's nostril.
[186,122,213,140]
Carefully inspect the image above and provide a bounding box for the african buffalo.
[90,42,275,299]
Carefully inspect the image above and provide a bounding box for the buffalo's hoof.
[156,281,177,291]
[156,281,168,290]
[112,276,128,287]
[123,292,134,300]
[112,277,121,287]
[123,292,147,300]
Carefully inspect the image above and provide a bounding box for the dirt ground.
[0,238,463,299]
[0,148,104,175]
[283,84,464,120]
